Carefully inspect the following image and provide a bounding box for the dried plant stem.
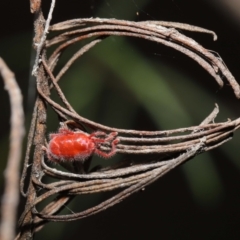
[141,21,217,40]
[17,2,55,239]
[48,18,240,97]
[34,140,205,222]
[17,0,240,235]
[0,58,25,240]
[32,0,55,76]
[20,99,38,197]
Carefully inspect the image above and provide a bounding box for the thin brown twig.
[47,24,224,87]
[41,58,76,113]
[32,0,56,76]
[37,80,235,135]
[55,38,103,81]
[0,58,25,240]
[141,21,218,40]
[16,1,55,238]
[20,99,39,197]
[33,194,73,232]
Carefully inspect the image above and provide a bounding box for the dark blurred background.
[1,0,240,239]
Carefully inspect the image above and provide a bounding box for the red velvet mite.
[43,127,119,162]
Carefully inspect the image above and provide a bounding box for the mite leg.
[94,138,118,158]
[91,131,118,144]
[42,145,56,162]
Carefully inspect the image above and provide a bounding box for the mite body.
[44,127,118,162]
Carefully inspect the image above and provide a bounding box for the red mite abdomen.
[49,132,95,160]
